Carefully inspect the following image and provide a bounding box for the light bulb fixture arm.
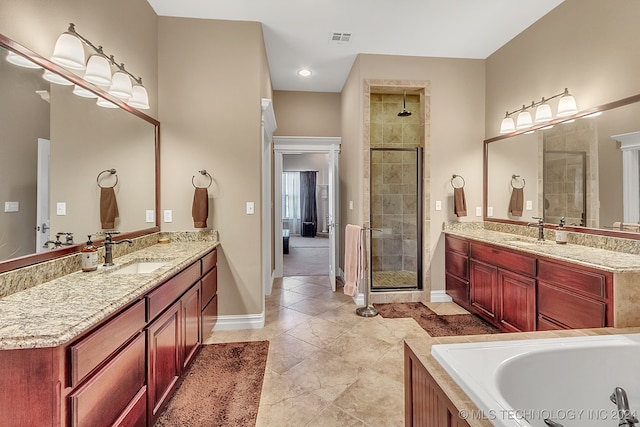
[502,88,571,118]
[66,23,143,85]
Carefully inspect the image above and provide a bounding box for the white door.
[36,138,51,252]
[328,145,340,291]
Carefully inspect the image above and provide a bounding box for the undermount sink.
[111,260,169,274]
[505,238,552,247]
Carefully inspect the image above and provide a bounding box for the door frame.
[273,136,341,285]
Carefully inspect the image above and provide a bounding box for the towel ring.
[450,174,465,189]
[97,168,118,188]
[192,169,212,188]
[511,174,526,189]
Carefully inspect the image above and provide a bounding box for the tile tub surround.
[405,326,640,427]
[444,222,640,328]
[0,234,218,350]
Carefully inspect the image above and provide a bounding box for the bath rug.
[374,302,502,337]
[155,340,269,427]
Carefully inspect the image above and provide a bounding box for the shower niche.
[370,147,423,290]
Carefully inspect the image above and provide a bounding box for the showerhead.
[398,91,412,117]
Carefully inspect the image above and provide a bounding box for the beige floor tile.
[426,301,470,315]
[287,295,348,316]
[325,328,395,366]
[304,404,367,427]
[265,332,320,374]
[286,316,349,347]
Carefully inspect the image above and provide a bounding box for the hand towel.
[343,224,363,297]
[100,187,119,229]
[509,187,524,217]
[454,187,467,217]
[192,187,209,228]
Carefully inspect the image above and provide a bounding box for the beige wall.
[158,17,270,317]
[485,0,640,138]
[273,91,341,137]
[341,54,486,293]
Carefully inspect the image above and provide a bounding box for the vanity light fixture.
[48,23,150,109]
[499,88,578,134]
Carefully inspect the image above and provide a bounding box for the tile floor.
[204,275,468,427]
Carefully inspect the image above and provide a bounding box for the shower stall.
[369,147,423,290]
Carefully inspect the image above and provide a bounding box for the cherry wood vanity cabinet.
[444,235,471,311]
[0,246,218,427]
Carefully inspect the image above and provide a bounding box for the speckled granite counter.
[0,239,218,350]
[445,223,640,272]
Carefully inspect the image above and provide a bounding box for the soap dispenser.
[556,217,568,244]
[81,235,99,272]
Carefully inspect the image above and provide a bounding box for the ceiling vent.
[330,32,352,44]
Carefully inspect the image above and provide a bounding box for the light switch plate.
[163,210,173,223]
[4,201,19,212]
[526,200,533,210]
[246,202,255,215]
[475,206,482,217]
[435,200,442,211]
[56,202,66,216]
[145,210,155,223]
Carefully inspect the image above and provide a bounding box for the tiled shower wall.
[370,93,421,274]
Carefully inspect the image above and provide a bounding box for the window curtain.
[300,171,318,237]
[282,172,301,234]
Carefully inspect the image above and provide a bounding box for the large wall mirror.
[484,93,640,238]
[0,33,159,273]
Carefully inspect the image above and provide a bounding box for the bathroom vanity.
[0,238,218,427]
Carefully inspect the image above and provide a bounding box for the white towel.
[344,224,363,297]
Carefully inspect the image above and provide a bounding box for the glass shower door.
[370,147,422,290]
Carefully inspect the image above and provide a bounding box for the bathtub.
[431,334,640,427]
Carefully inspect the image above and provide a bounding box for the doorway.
[274,137,341,291]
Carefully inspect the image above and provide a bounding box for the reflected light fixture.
[45,23,150,109]
[297,68,312,77]
[73,84,98,98]
[498,88,578,134]
[43,69,73,85]
[6,51,42,69]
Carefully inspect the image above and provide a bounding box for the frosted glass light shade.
[557,93,578,117]
[43,69,73,86]
[108,71,132,100]
[516,110,533,129]
[84,54,112,86]
[96,97,118,108]
[50,32,86,70]
[534,103,553,123]
[127,85,150,109]
[73,85,98,98]
[6,51,41,69]
[499,117,515,134]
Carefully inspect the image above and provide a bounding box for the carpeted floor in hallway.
[205,275,470,426]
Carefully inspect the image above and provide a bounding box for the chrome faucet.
[527,217,545,241]
[103,231,134,266]
[544,419,564,427]
[611,387,638,426]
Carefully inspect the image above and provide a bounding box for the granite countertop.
[405,326,640,427]
[0,240,218,350]
[445,227,640,272]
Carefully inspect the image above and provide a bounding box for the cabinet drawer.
[445,251,468,280]
[201,266,218,309]
[111,386,146,427]
[69,299,145,387]
[538,259,607,300]
[69,332,146,427]
[537,315,567,331]
[202,294,218,338]
[538,281,606,329]
[445,273,469,309]
[445,235,469,255]
[202,248,217,275]
[147,260,200,321]
[470,242,536,277]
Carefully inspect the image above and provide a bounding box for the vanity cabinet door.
[470,260,498,323]
[445,235,470,310]
[147,300,181,425]
[182,282,201,370]
[498,269,536,332]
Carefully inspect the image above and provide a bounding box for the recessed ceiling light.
[298,69,312,77]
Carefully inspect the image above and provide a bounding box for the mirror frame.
[0,33,160,274]
[483,92,640,240]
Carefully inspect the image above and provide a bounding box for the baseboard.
[212,313,265,331]
[430,290,453,303]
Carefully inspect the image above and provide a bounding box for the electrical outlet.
[435,200,442,211]
[526,200,533,210]
[475,206,482,217]
[4,201,19,212]
[349,200,353,210]
[145,210,155,223]
[246,202,255,215]
[487,206,494,217]
[56,202,66,216]
[163,210,173,223]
